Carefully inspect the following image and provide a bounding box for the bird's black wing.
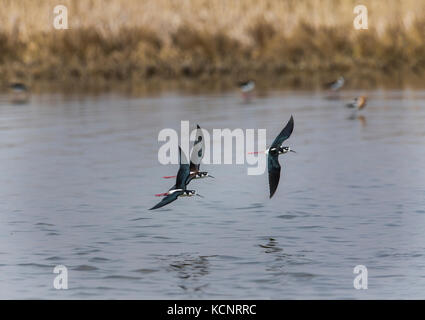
[270,116,294,149]
[323,80,335,88]
[9,83,27,91]
[190,125,204,172]
[268,153,281,199]
[149,192,182,210]
[176,146,190,190]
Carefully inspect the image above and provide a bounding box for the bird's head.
[281,146,296,154]
[197,171,214,179]
[184,190,204,198]
[184,190,196,196]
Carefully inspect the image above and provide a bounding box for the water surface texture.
[0,89,425,299]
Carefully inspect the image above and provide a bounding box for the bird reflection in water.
[347,113,367,127]
[357,114,367,127]
[259,238,283,254]
[259,238,291,274]
[167,254,212,293]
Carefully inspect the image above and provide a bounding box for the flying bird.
[188,124,214,181]
[346,96,367,110]
[163,124,213,184]
[150,147,201,210]
[324,76,345,92]
[248,116,295,198]
[267,116,295,198]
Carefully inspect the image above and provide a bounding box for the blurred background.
[1,0,425,92]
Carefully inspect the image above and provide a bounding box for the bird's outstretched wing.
[270,116,294,149]
[149,192,182,210]
[176,146,190,190]
[190,125,204,172]
[268,153,281,198]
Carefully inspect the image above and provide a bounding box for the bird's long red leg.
[155,192,168,197]
[162,175,176,179]
[247,151,264,154]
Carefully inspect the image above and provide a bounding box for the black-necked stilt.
[8,82,30,104]
[163,124,213,184]
[346,96,367,110]
[325,76,345,92]
[237,80,255,101]
[151,147,202,210]
[249,116,295,198]
[267,116,295,198]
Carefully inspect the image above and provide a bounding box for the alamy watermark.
[353,265,368,289]
[53,265,68,290]
[158,121,268,175]
[53,5,69,30]
[353,5,368,30]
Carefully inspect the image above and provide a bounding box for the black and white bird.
[266,116,295,198]
[150,147,201,210]
[188,124,214,181]
[237,80,255,101]
[238,80,255,93]
[8,82,30,104]
[163,125,213,183]
[325,76,345,92]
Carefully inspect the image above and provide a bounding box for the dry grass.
[1,0,425,86]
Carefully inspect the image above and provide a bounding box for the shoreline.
[1,70,425,96]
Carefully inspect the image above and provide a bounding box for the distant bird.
[324,76,345,92]
[267,116,295,198]
[238,80,255,93]
[237,80,255,101]
[163,124,213,183]
[346,96,367,110]
[150,147,201,210]
[9,83,27,91]
[8,82,30,104]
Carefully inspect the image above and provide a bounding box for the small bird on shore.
[237,80,255,101]
[346,96,367,110]
[248,116,295,198]
[151,147,202,210]
[8,82,30,104]
[162,124,214,184]
[324,76,345,92]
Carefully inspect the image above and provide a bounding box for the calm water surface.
[0,89,425,299]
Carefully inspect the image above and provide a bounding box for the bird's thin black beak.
[208,175,215,178]
[196,194,204,198]
[290,150,297,153]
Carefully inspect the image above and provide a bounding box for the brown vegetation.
[1,0,424,88]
